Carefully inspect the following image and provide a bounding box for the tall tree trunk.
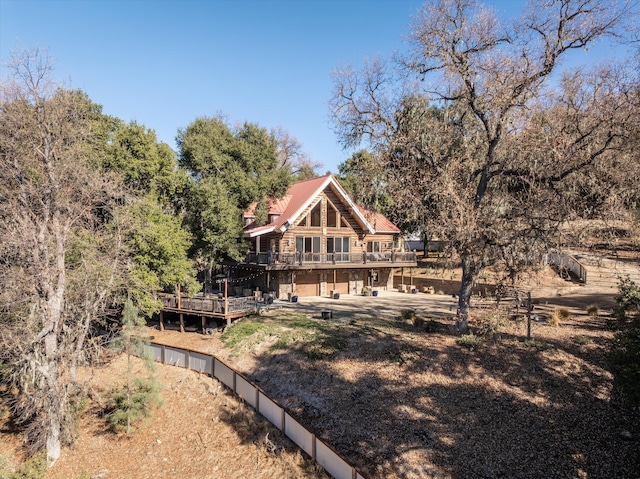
[44,330,62,464]
[456,254,476,333]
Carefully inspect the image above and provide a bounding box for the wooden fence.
[147,342,367,479]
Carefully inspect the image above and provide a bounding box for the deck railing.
[158,293,258,315]
[246,250,416,266]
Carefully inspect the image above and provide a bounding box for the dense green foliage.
[105,121,181,202]
[101,118,198,313]
[123,197,199,315]
[0,452,48,479]
[609,277,640,408]
[177,117,293,290]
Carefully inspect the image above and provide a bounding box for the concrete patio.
[274,290,459,321]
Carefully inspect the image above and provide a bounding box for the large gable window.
[310,203,321,227]
[327,204,338,227]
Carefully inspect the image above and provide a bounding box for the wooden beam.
[179,313,185,333]
[224,279,228,316]
[159,310,164,332]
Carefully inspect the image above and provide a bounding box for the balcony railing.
[245,251,416,266]
[158,293,258,315]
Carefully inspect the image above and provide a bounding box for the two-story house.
[237,174,416,299]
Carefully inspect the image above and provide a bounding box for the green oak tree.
[104,120,198,312]
[177,116,292,290]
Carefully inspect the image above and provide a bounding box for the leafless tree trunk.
[330,0,636,333]
[0,49,128,463]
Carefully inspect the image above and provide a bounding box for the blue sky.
[0,0,631,173]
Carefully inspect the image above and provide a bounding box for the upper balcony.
[244,251,417,270]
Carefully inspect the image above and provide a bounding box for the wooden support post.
[224,279,228,316]
[201,315,206,335]
[159,310,164,332]
[176,282,181,310]
[526,291,532,340]
[179,313,185,333]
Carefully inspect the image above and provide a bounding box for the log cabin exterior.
[236,174,416,299]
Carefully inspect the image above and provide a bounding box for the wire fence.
[146,342,367,479]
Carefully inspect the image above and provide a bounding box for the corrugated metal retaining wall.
[545,252,588,284]
[147,342,367,479]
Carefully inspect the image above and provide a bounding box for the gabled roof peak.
[243,174,398,237]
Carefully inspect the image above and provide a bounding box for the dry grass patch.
[549,307,570,326]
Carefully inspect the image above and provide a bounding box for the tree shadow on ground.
[216,311,640,479]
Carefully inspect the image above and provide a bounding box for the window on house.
[310,203,321,227]
[296,236,321,262]
[326,237,350,262]
[327,204,338,227]
[341,217,350,228]
[367,241,381,253]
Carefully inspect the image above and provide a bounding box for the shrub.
[105,300,163,435]
[9,452,48,479]
[401,309,416,321]
[105,376,163,434]
[473,310,508,338]
[524,338,547,350]
[615,275,640,318]
[549,308,569,327]
[457,334,483,350]
[572,334,593,346]
[586,304,599,316]
[608,317,640,408]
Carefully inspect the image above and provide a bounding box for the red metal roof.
[356,205,401,233]
[243,174,399,236]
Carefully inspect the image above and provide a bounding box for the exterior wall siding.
[246,185,407,298]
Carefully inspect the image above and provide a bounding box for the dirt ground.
[0,353,329,479]
[2,255,639,478]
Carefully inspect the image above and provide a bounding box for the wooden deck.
[158,293,260,332]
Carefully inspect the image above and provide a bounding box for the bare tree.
[0,49,129,463]
[331,0,636,332]
[273,126,322,179]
